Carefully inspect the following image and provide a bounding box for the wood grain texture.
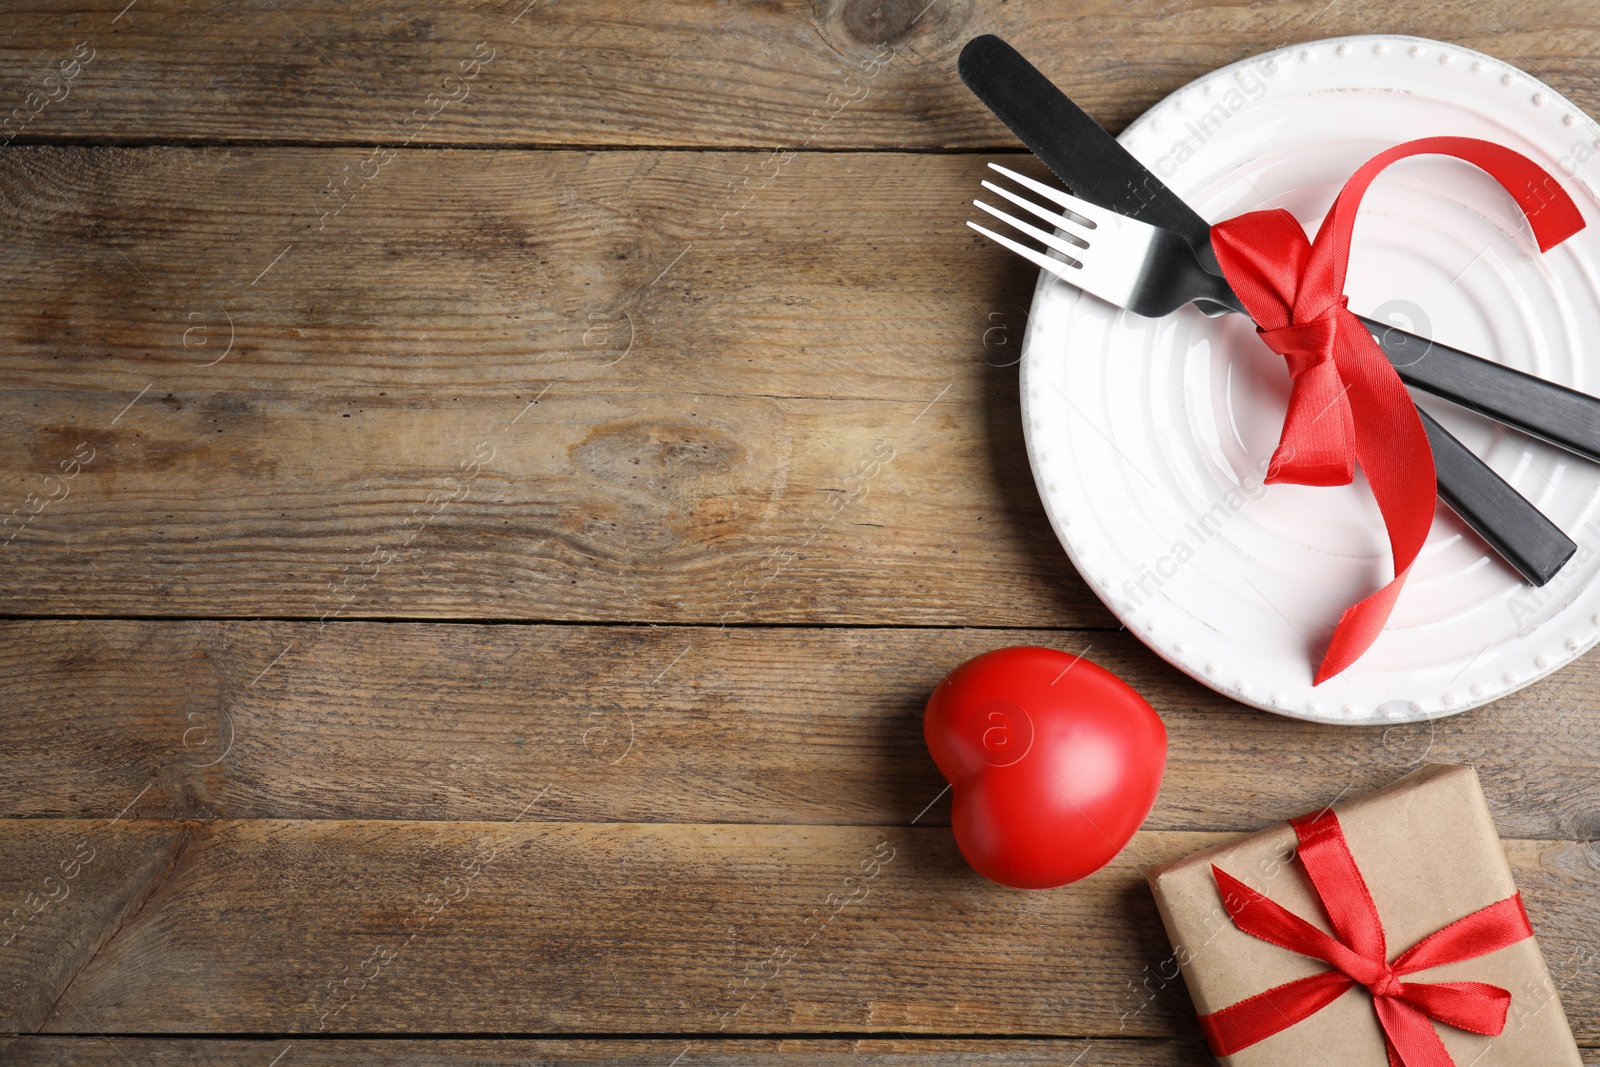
[4,620,1600,843]
[3,0,1598,1055]
[0,819,191,1035]
[0,145,1102,625]
[3,1038,1594,1066]
[0,1037,1220,1067]
[0,820,1591,1038]
[1,2,1599,148]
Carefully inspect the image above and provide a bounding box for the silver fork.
[972,162,1600,475]
[969,163,1243,317]
[967,161,1576,587]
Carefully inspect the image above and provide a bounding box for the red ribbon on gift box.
[1199,809,1534,1067]
[1210,137,1584,684]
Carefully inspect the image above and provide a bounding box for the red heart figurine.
[924,646,1167,889]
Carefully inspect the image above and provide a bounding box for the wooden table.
[1,3,1596,1064]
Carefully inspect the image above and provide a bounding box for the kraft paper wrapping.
[1145,764,1581,1066]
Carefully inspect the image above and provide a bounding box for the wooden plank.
[4,621,1600,842]
[0,820,1591,1037]
[1,2,1599,147]
[0,819,191,1035]
[0,1037,1219,1066]
[0,145,1099,625]
[2,1037,1593,1065]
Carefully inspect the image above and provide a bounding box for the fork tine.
[966,220,1080,284]
[980,180,1090,247]
[972,199,1088,264]
[986,162,1114,230]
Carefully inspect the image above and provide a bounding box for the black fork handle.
[1362,316,1600,463]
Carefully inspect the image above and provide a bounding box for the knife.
[960,33,1576,585]
[959,33,1600,468]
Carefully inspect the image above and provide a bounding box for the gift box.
[1146,764,1580,1066]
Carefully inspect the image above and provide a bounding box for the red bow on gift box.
[1211,137,1584,684]
[1200,809,1535,1067]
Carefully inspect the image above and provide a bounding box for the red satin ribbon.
[1198,809,1534,1067]
[1210,136,1584,683]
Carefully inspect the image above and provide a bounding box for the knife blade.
[959,33,1576,586]
[958,33,1600,471]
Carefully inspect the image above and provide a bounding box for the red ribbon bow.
[1199,809,1534,1067]
[1210,136,1584,684]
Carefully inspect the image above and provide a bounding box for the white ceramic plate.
[1020,35,1600,724]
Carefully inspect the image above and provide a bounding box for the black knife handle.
[1362,315,1600,463]
[1419,406,1574,585]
